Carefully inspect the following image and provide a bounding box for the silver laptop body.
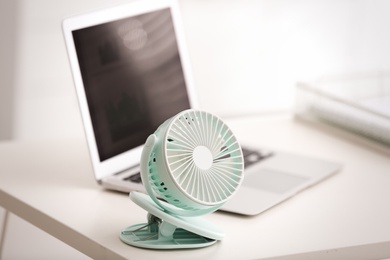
[63,0,341,216]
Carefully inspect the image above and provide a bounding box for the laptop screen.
[72,8,191,162]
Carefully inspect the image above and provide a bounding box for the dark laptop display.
[72,8,190,161]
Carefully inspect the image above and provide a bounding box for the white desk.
[1,114,390,259]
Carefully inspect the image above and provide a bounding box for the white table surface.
[1,114,390,259]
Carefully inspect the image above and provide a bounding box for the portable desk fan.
[120,109,244,249]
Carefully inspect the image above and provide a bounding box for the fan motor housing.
[144,109,244,215]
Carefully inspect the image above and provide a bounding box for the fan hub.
[193,146,213,170]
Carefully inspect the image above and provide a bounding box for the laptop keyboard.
[124,147,273,184]
[123,172,142,183]
[242,147,273,168]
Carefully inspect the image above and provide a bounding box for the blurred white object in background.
[295,71,390,146]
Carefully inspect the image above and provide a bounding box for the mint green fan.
[120,109,244,249]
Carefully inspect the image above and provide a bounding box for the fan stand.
[120,192,225,249]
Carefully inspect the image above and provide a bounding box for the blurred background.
[1,0,390,258]
[2,0,390,141]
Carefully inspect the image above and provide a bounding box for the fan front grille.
[164,110,243,205]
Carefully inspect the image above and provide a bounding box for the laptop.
[63,0,341,215]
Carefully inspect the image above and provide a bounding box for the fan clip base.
[120,213,216,249]
[120,192,224,249]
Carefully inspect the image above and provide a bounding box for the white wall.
[0,0,18,140]
[180,0,390,115]
[5,0,390,140]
